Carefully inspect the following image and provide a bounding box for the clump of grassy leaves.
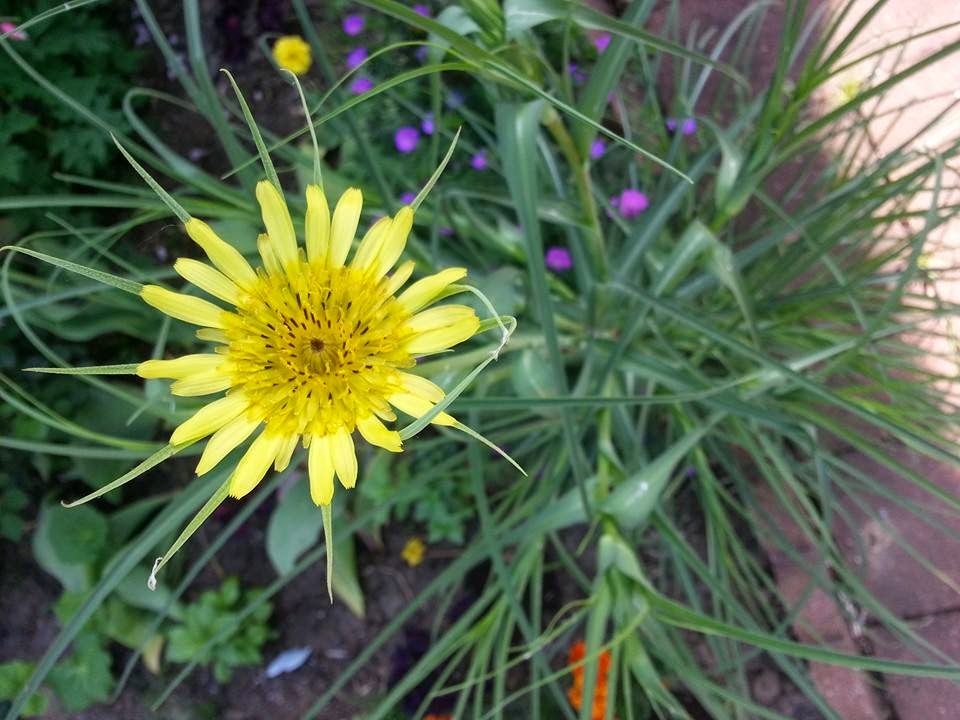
[3,0,960,719]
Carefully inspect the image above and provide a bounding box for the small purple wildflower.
[394,126,420,153]
[665,118,678,133]
[343,14,365,36]
[545,247,573,272]
[438,226,454,237]
[421,113,434,135]
[346,46,368,70]
[680,117,697,136]
[568,62,586,85]
[470,150,488,170]
[415,45,429,62]
[349,76,373,94]
[400,191,417,205]
[413,4,430,16]
[594,32,611,53]
[444,89,465,109]
[0,21,27,41]
[611,189,649,219]
[589,139,606,160]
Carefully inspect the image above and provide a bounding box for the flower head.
[343,14,365,36]
[611,188,649,218]
[413,4,431,16]
[394,126,420,153]
[593,32,611,53]
[400,191,417,205]
[401,536,426,566]
[346,46,368,70]
[0,21,27,41]
[680,117,697,136]
[567,640,612,720]
[589,139,606,160]
[137,183,479,506]
[545,247,572,272]
[272,35,312,76]
[470,150,488,171]
[568,62,586,85]
[349,76,373,94]
[421,113,435,136]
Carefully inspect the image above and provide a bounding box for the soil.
[0,1,845,719]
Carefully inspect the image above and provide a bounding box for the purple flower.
[349,76,373,94]
[545,247,573,272]
[470,150,488,170]
[413,4,430,16]
[444,89,465,109]
[421,113,434,135]
[400,191,417,205]
[343,14,365,36]
[665,117,678,133]
[394,126,420,153]
[680,117,697,136]
[346,46,368,70]
[611,189,649,218]
[589,139,606,160]
[0,21,27,41]
[568,62,586,85]
[594,32,611,53]
[438,226,454,237]
[415,45,429,62]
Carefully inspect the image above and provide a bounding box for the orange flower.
[567,640,613,720]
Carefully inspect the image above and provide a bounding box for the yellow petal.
[174,258,240,305]
[137,354,223,379]
[257,233,283,276]
[350,216,393,271]
[397,267,467,313]
[373,206,413,279]
[184,218,257,289]
[383,260,415,297]
[356,414,402,452]
[255,180,298,268]
[141,285,227,328]
[388,392,456,426]
[397,372,445,402]
[229,431,285,499]
[170,371,233,397]
[274,434,300,472]
[404,306,479,355]
[328,187,363,268]
[170,392,249,446]
[305,184,330,263]
[195,415,260,476]
[330,429,358,489]
[308,435,334,505]
[196,328,229,344]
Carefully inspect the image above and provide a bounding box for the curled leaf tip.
[148,556,162,591]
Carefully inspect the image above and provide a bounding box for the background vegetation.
[2,0,960,718]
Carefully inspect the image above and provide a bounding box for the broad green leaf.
[0,662,47,718]
[266,479,324,577]
[32,504,96,591]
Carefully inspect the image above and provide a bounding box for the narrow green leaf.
[0,246,143,295]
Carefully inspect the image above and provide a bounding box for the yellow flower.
[137,181,479,506]
[272,35,312,75]
[401,536,426,566]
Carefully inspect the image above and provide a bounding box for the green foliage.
[45,633,113,713]
[0,662,47,718]
[166,578,273,684]
[0,1,141,232]
[0,474,29,541]
[4,0,960,719]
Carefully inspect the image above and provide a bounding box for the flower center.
[222,261,414,437]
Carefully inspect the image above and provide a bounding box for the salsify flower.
[136,181,480,507]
